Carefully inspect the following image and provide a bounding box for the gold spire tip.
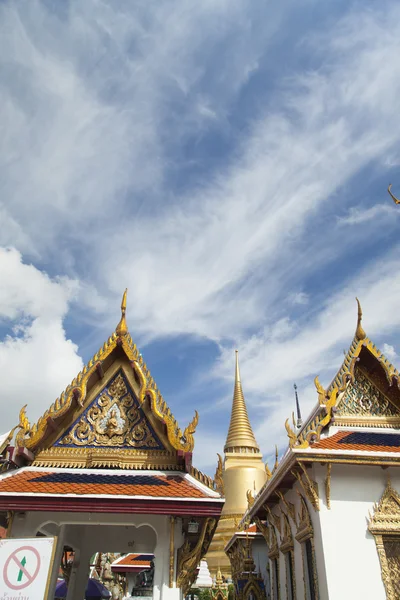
[224,349,259,451]
[116,288,128,336]
[235,349,241,383]
[355,297,366,340]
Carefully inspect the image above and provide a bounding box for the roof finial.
[116,289,128,336]
[294,383,302,428]
[388,184,400,205]
[355,297,366,340]
[273,445,279,472]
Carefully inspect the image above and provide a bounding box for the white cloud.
[382,343,397,361]
[0,248,83,430]
[288,292,309,306]
[99,1,400,342]
[337,204,398,226]
[3,0,400,470]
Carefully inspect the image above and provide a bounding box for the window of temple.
[279,512,295,600]
[295,495,319,600]
[268,524,280,600]
[303,539,317,600]
[383,537,400,597]
[271,557,280,600]
[285,552,295,600]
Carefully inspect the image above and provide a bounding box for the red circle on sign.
[3,545,41,590]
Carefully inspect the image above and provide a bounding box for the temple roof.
[299,430,400,456]
[0,466,224,515]
[12,291,208,477]
[224,351,259,452]
[111,553,153,572]
[283,299,400,452]
[240,300,400,522]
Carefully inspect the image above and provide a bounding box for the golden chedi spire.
[355,297,366,341]
[224,350,259,452]
[116,288,128,336]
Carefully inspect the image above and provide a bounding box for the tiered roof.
[0,291,224,514]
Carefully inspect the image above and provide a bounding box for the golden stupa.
[205,351,266,578]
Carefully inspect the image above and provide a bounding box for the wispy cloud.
[2,1,400,472]
[337,204,398,226]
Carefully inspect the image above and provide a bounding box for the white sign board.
[0,537,56,600]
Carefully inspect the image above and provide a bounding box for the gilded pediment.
[15,291,199,463]
[336,368,400,419]
[55,369,165,450]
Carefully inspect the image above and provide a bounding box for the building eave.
[0,495,224,516]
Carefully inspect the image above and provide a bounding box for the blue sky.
[1,0,400,474]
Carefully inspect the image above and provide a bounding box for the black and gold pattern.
[56,370,164,450]
[337,369,400,417]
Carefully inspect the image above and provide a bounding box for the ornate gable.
[336,366,400,421]
[14,291,200,471]
[55,369,165,450]
[286,300,400,450]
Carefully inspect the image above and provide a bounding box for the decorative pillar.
[169,516,175,588]
[71,548,92,600]
[66,548,81,600]
[154,518,182,600]
[46,525,66,600]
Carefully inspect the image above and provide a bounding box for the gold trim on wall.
[368,479,400,599]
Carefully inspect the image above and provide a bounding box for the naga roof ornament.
[388,184,400,205]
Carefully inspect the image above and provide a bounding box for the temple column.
[46,524,66,600]
[66,547,85,600]
[70,547,92,600]
[153,518,182,600]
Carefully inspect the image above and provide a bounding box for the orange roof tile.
[0,470,209,499]
[112,554,153,567]
[311,430,400,453]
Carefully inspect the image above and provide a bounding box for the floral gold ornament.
[325,463,332,509]
[57,371,163,449]
[266,506,281,536]
[285,418,297,448]
[214,454,224,495]
[177,517,216,595]
[292,463,320,511]
[273,445,279,472]
[276,490,297,526]
[368,479,400,599]
[246,489,255,509]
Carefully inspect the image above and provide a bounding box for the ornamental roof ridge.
[15,291,199,456]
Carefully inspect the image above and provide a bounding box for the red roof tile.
[0,470,208,499]
[312,430,400,453]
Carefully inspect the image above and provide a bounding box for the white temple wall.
[267,479,329,600]
[313,462,400,600]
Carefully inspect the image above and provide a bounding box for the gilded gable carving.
[56,370,164,450]
[337,369,400,418]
